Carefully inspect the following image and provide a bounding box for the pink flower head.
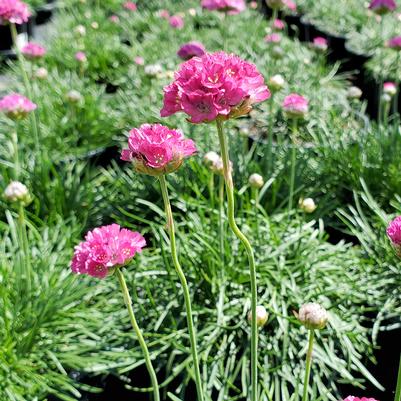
[177,41,206,60]
[265,33,282,43]
[249,1,258,9]
[313,36,328,51]
[273,19,285,30]
[169,14,184,28]
[284,0,297,11]
[343,397,380,401]
[383,81,397,95]
[121,123,197,176]
[0,0,30,25]
[387,216,401,256]
[123,1,137,11]
[158,9,170,19]
[109,14,120,23]
[282,93,309,118]
[71,224,146,278]
[160,51,270,124]
[21,42,46,59]
[369,0,396,14]
[388,36,401,50]
[134,56,144,65]
[0,93,36,120]
[201,0,246,14]
[75,51,87,63]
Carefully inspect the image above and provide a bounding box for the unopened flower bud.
[204,151,220,168]
[271,45,285,59]
[295,303,328,330]
[188,8,197,16]
[66,90,83,103]
[248,305,268,328]
[383,82,397,96]
[382,93,392,103]
[269,74,285,91]
[74,25,86,36]
[144,64,163,77]
[4,181,31,205]
[91,21,99,29]
[299,197,317,213]
[347,86,362,100]
[35,67,48,80]
[249,173,264,189]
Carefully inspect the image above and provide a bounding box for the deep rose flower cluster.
[177,41,206,60]
[123,1,137,11]
[369,0,396,14]
[343,397,379,401]
[388,36,401,50]
[0,93,36,120]
[169,15,184,29]
[387,216,401,256]
[21,42,46,59]
[201,0,246,14]
[0,0,30,25]
[284,0,297,11]
[121,124,197,176]
[71,224,146,278]
[160,51,270,123]
[282,93,309,118]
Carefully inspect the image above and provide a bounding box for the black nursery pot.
[284,14,303,38]
[35,0,58,25]
[0,22,31,59]
[299,15,320,43]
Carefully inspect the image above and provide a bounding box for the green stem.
[208,174,215,210]
[272,8,278,27]
[218,176,225,267]
[115,268,160,401]
[216,119,258,401]
[267,92,275,175]
[18,203,31,296]
[302,330,315,401]
[12,131,20,179]
[159,175,205,401]
[288,119,298,212]
[394,353,401,401]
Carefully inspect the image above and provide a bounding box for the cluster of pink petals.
[343,397,379,401]
[71,224,146,278]
[201,0,246,14]
[383,81,397,94]
[0,93,36,120]
[0,0,30,25]
[265,33,281,43]
[369,0,396,14]
[123,1,137,11]
[21,42,46,59]
[177,41,206,60]
[134,56,144,65]
[313,37,328,51]
[273,19,285,30]
[388,36,401,50]
[282,93,309,118]
[387,216,401,256]
[75,51,87,62]
[284,0,297,11]
[121,124,197,176]
[109,14,119,23]
[161,51,270,123]
[169,15,184,29]
[158,9,170,19]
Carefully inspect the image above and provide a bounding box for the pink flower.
[313,36,328,51]
[71,224,146,278]
[369,0,396,14]
[121,123,197,176]
[282,93,308,118]
[273,19,285,30]
[265,33,281,43]
[123,1,137,11]
[249,1,258,9]
[0,0,30,25]
[75,51,87,63]
[387,216,401,256]
[158,9,170,19]
[169,15,184,29]
[343,397,380,401]
[177,41,206,60]
[388,36,401,50]
[284,0,297,11]
[0,93,36,120]
[160,51,270,124]
[21,42,46,59]
[134,56,144,65]
[383,81,397,95]
[109,14,120,23]
[201,0,246,14]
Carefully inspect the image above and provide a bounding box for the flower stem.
[216,119,258,401]
[159,175,205,401]
[394,353,401,401]
[12,131,20,179]
[288,118,298,212]
[18,203,31,296]
[302,329,315,401]
[115,268,160,401]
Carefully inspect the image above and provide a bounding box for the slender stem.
[302,330,315,401]
[378,19,385,124]
[115,268,160,401]
[208,174,215,210]
[272,8,278,27]
[394,353,401,401]
[12,131,20,179]
[18,203,31,296]
[158,175,205,401]
[267,92,275,175]
[218,176,225,267]
[288,119,298,212]
[216,119,258,401]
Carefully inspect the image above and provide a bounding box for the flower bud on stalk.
[248,305,268,328]
[299,198,317,213]
[295,303,328,330]
[249,173,264,189]
[347,86,363,100]
[4,181,32,205]
[269,74,285,92]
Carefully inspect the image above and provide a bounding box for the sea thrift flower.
[383,82,397,96]
[387,216,401,256]
[388,36,401,50]
[160,51,270,123]
[369,0,396,14]
[158,9,170,19]
[3,181,31,204]
[121,123,197,176]
[0,93,36,120]
[299,197,317,213]
[169,15,184,28]
[177,42,206,60]
[109,14,119,23]
[282,93,309,119]
[249,173,264,189]
[284,0,297,11]
[295,303,328,330]
[266,0,286,9]
[265,33,281,43]
[269,74,285,91]
[273,19,285,30]
[0,0,30,25]
[123,1,137,11]
[201,0,246,14]
[313,37,328,52]
[75,51,87,63]
[343,397,379,401]
[248,305,268,327]
[134,56,144,65]
[21,42,46,59]
[71,224,146,278]
[347,86,363,99]
[250,1,258,8]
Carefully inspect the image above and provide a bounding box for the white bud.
[144,64,163,77]
[249,173,264,189]
[4,181,31,204]
[269,74,285,91]
[35,67,48,80]
[347,86,362,100]
[188,8,197,16]
[204,151,220,167]
[299,197,317,213]
[91,21,99,30]
[74,25,86,36]
[66,90,83,103]
[382,93,392,103]
[248,305,268,328]
[296,303,328,330]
